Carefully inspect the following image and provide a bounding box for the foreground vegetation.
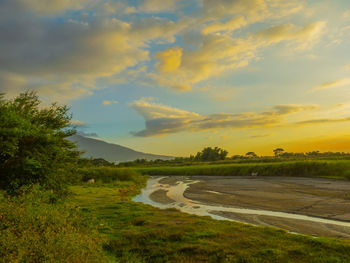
[4,163,350,262]
[3,166,350,262]
[0,186,106,263]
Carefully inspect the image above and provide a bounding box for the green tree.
[0,91,79,195]
[273,148,284,157]
[194,147,228,161]
[245,152,257,158]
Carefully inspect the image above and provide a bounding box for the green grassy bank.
[135,160,350,179]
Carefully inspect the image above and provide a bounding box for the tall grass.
[77,167,146,184]
[0,185,106,263]
[136,160,350,179]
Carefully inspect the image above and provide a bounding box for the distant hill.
[69,135,173,163]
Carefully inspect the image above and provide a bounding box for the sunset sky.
[1,0,350,156]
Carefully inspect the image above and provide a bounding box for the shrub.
[0,185,106,263]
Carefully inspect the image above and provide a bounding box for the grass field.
[135,160,350,180]
[70,175,350,263]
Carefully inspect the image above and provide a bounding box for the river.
[133,176,350,238]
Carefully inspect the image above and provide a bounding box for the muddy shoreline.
[134,176,350,238]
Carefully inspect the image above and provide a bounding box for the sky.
[1,0,350,156]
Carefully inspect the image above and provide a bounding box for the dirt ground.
[156,176,350,238]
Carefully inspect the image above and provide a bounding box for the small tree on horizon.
[273,148,285,157]
[246,152,257,158]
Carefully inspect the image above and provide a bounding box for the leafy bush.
[0,185,106,263]
[0,91,79,195]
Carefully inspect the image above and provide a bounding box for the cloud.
[16,0,89,14]
[102,100,119,105]
[314,79,350,90]
[3,0,88,15]
[255,21,326,49]
[0,1,184,101]
[131,99,200,121]
[154,20,325,91]
[249,134,272,138]
[0,72,28,96]
[138,0,178,13]
[200,0,305,23]
[200,0,269,23]
[273,104,318,114]
[155,47,183,73]
[0,17,150,77]
[153,34,256,90]
[0,0,328,98]
[131,99,317,136]
[296,117,350,126]
[201,16,247,35]
[343,64,350,70]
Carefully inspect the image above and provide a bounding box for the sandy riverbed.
[134,176,350,239]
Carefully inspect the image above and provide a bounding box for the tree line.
[117,147,350,167]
